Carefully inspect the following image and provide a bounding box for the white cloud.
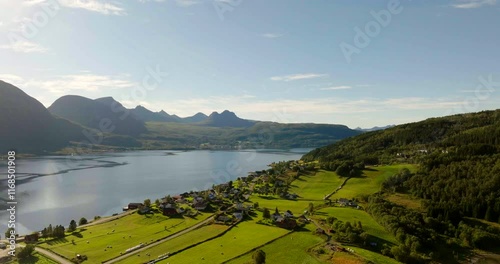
[23,0,48,6]
[0,40,47,53]
[0,74,25,84]
[452,0,496,8]
[270,73,328,82]
[320,85,352,91]
[261,33,283,39]
[3,73,136,95]
[59,0,126,15]
[25,0,126,15]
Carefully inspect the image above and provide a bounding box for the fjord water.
[0,149,309,234]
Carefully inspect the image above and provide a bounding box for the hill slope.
[302,110,500,263]
[49,96,147,137]
[0,80,85,153]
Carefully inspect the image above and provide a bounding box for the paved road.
[103,216,214,264]
[14,244,72,264]
[35,247,73,264]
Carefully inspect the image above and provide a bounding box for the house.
[276,218,297,230]
[337,198,358,207]
[163,207,178,216]
[160,203,176,209]
[127,203,143,210]
[284,210,294,218]
[193,201,208,211]
[275,180,285,187]
[24,233,39,243]
[338,198,349,206]
[139,206,151,214]
[217,215,232,223]
[0,243,6,249]
[233,211,243,220]
[235,203,246,211]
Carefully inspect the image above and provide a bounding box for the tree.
[263,208,271,219]
[17,244,35,260]
[144,199,151,207]
[4,227,14,240]
[253,202,259,209]
[68,220,77,232]
[308,203,314,216]
[79,217,88,226]
[155,199,161,207]
[252,249,266,264]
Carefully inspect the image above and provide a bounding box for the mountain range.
[0,80,362,154]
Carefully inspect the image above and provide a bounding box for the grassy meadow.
[158,220,290,264]
[116,224,230,264]
[227,225,324,264]
[39,212,210,263]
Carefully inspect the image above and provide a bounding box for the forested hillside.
[303,110,500,263]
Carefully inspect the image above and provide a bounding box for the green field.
[40,212,210,263]
[350,246,402,264]
[329,164,417,200]
[159,220,290,263]
[249,170,344,216]
[116,224,230,264]
[5,252,58,264]
[291,170,345,201]
[315,207,398,245]
[227,225,324,264]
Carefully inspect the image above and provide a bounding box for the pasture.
[314,207,398,245]
[158,220,289,263]
[227,225,324,264]
[116,224,230,264]
[39,212,210,263]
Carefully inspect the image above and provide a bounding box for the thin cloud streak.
[0,40,47,53]
[452,0,496,9]
[270,73,328,82]
[24,0,126,15]
[320,85,352,91]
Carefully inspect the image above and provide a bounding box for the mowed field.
[249,170,344,216]
[116,224,230,264]
[5,252,58,264]
[314,207,398,245]
[157,220,290,264]
[329,164,417,200]
[227,225,324,264]
[40,212,211,263]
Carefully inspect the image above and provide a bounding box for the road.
[34,247,73,264]
[102,215,214,264]
[13,244,72,264]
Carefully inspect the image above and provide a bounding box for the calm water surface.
[0,149,309,234]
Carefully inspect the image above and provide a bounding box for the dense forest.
[303,110,500,263]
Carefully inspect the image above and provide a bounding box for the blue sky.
[0,0,499,128]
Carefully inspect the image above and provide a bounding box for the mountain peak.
[203,110,253,128]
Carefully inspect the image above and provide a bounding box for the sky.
[0,0,499,128]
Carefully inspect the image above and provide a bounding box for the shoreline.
[0,149,310,236]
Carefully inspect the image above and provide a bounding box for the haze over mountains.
[0,80,364,154]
